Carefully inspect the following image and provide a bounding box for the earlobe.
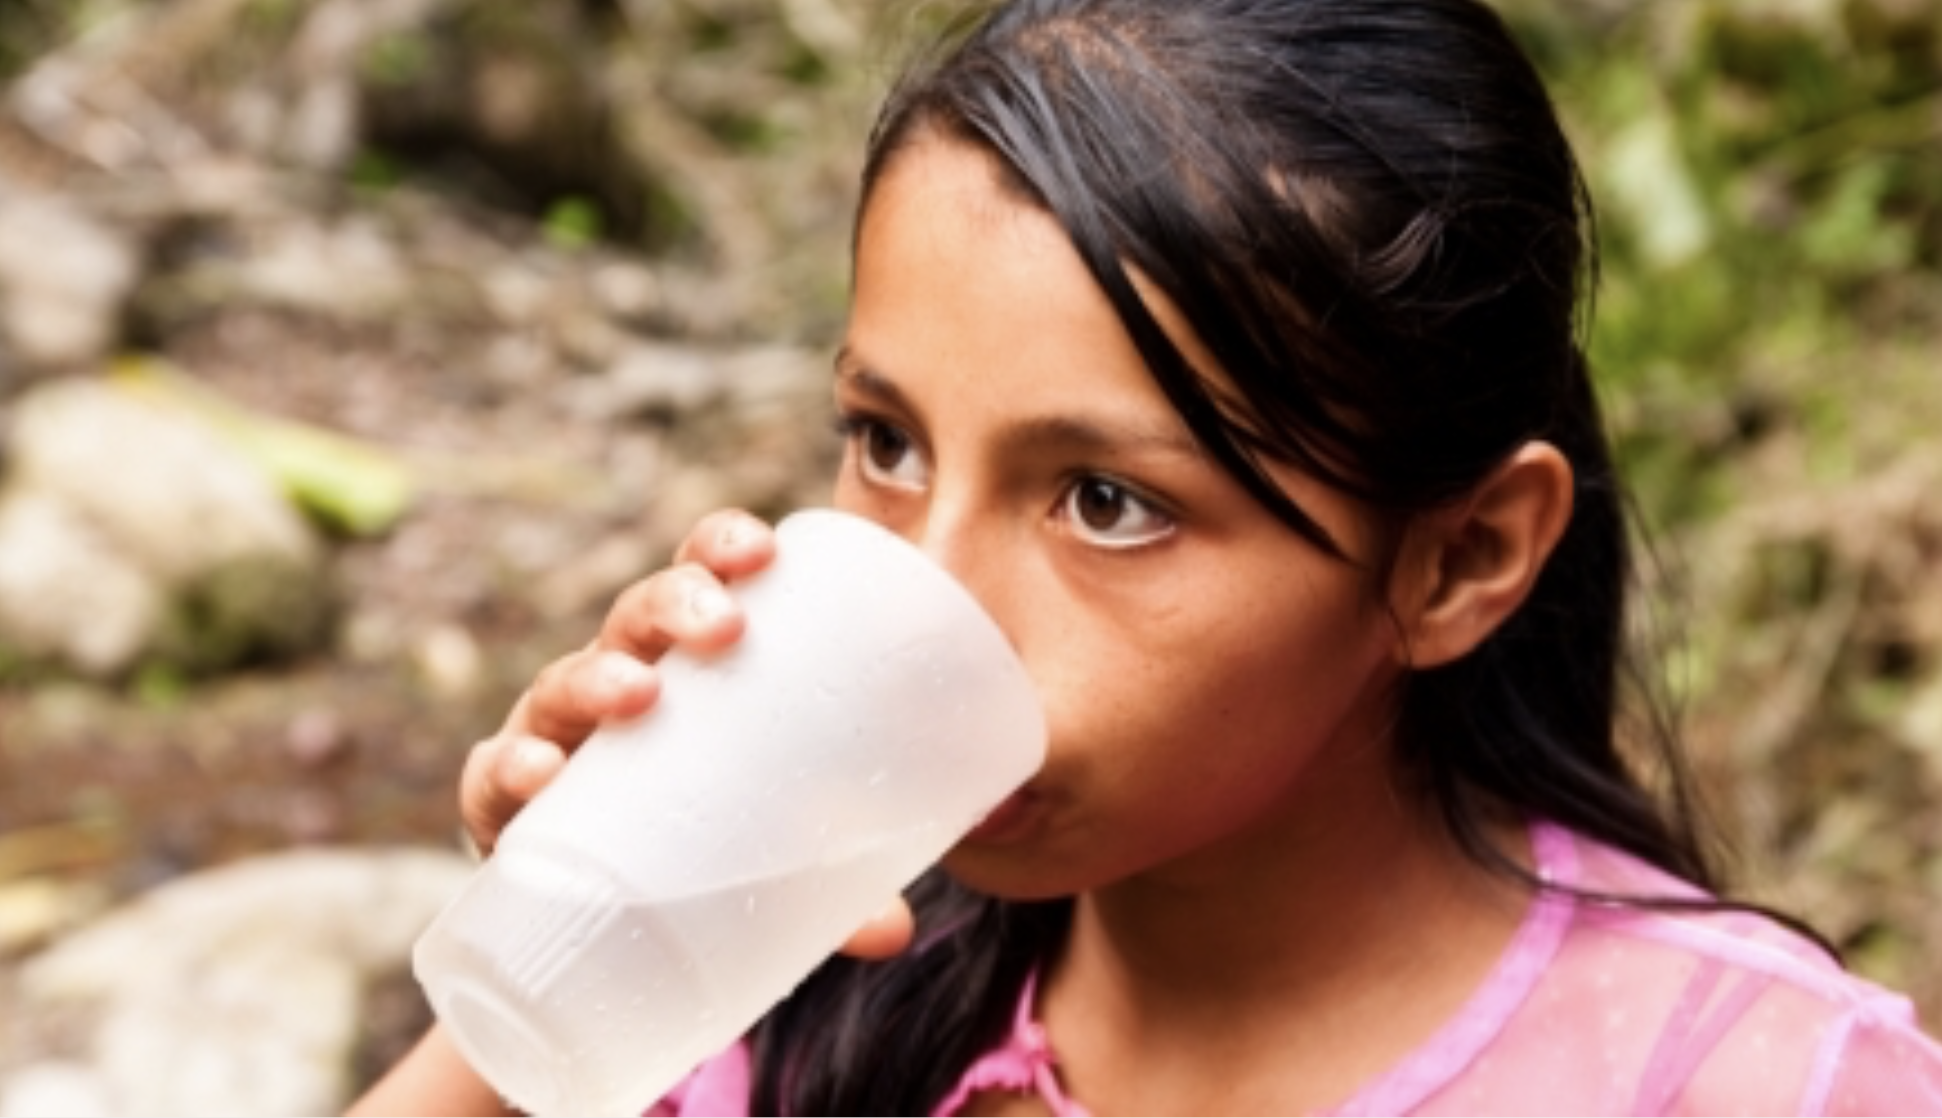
[1393,442,1575,670]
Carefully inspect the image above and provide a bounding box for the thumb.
[839,897,915,960]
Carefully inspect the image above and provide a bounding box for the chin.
[937,845,1090,904]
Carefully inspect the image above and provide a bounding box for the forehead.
[847,136,1244,435]
[848,138,1174,408]
[856,136,1082,307]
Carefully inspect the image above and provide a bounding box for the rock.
[233,218,412,320]
[9,378,318,587]
[566,340,727,422]
[564,340,825,425]
[0,492,162,677]
[0,376,331,677]
[284,708,351,769]
[410,622,483,699]
[0,1062,111,1118]
[0,878,110,957]
[0,193,141,371]
[10,847,473,1117]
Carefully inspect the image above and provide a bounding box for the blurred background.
[0,0,1936,1113]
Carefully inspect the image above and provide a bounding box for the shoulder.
[1532,824,1942,1115]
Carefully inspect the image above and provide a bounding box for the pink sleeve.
[1806,999,1942,1116]
[644,1041,754,1118]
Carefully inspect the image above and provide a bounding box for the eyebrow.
[833,350,1205,462]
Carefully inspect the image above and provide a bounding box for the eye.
[1060,477,1175,549]
[837,414,929,491]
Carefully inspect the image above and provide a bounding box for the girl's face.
[834,136,1408,899]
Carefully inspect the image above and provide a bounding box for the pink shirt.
[653,823,1942,1115]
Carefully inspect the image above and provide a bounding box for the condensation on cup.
[411,510,1047,1117]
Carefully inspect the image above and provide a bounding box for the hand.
[457,508,914,960]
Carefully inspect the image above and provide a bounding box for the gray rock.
[0,491,162,677]
[565,341,825,424]
[10,847,474,1117]
[233,218,412,319]
[0,1062,110,1118]
[0,377,330,676]
[0,193,140,370]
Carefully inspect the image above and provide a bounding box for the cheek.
[1028,575,1396,783]
[829,462,869,514]
[830,472,912,541]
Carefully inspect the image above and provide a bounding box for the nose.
[913,495,981,588]
[912,496,1015,640]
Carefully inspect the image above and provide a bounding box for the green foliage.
[1501,0,1942,529]
[0,642,34,687]
[0,0,64,79]
[131,661,190,711]
[542,195,605,250]
[240,0,304,36]
[349,150,405,196]
[780,37,834,85]
[682,6,744,55]
[1504,2,1942,999]
[151,555,333,675]
[361,29,434,87]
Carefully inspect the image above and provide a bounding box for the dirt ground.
[0,303,725,1076]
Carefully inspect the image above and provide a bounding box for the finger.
[459,734,565,857]
[511,647,661,749]
[671,508,778,580]
[597,563,747,665]
[839,897,915,960]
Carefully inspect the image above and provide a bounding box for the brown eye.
[866,424,910,474]
[839,415,929,491]
[1061,477,1175,549]
[1074,479,1128,531]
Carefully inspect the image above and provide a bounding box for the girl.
[353,1,1942,1113]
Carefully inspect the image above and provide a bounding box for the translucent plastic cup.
[411,509,1046,1117]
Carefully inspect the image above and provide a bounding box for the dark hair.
[753,1,1746,1111]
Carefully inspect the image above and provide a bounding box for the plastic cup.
[410,509,1046,1117]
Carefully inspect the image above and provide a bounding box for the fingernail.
[510,738,558,778]
[595,653,649,693]
[687,583,732,623]
[718,518,748,550]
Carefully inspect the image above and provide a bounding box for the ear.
[1388,442,1575,670]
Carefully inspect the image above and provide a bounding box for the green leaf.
[111,358,416,538]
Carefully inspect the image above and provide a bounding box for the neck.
[1039,749,1532,1114]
